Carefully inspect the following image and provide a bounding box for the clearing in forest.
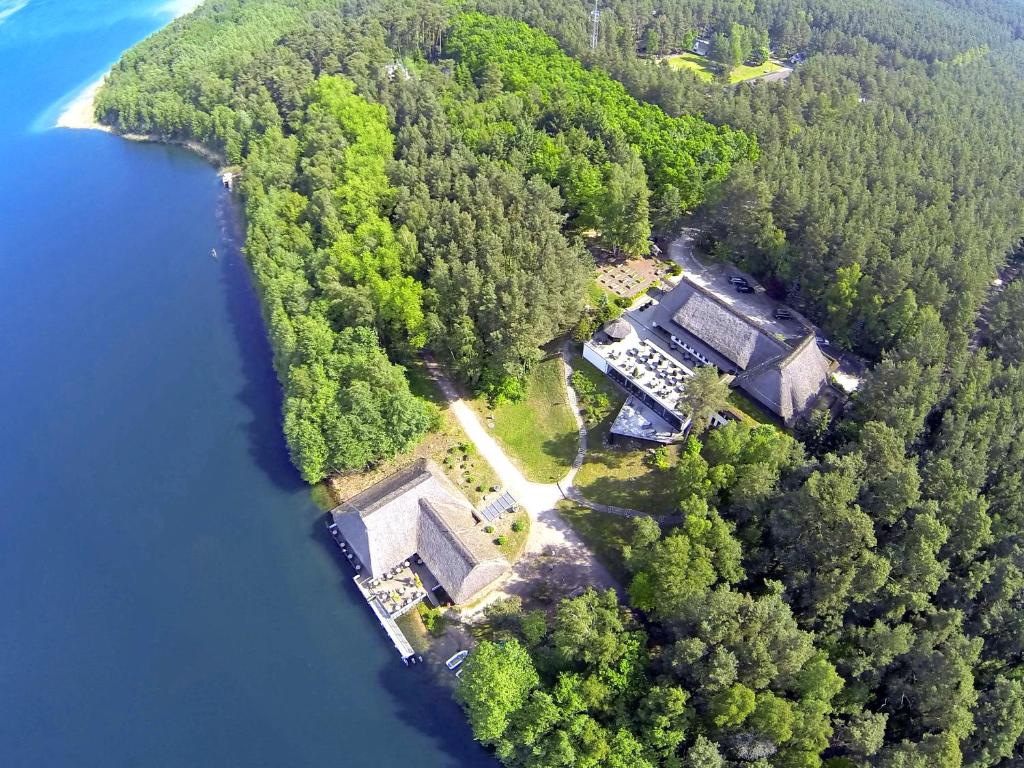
[470,356,578,484]
[663,52,785,83]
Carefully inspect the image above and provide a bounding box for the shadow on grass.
[556,503,634,584]
[541,430,582,478]
[575,472,676,516]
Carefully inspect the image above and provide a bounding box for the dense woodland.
[97,0,1024,765]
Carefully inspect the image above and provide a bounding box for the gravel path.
[424,359,618,600]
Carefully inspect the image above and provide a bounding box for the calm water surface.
[0,2,493,765]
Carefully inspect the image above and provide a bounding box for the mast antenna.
[590,0,601,50]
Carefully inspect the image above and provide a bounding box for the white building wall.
[582,343,608,373]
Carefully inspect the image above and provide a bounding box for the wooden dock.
[367,593,416,663]
[325,518,418,665]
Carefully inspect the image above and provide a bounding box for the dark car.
[729,276,749,286]
[774,309,793,320]
[736,284,755,294]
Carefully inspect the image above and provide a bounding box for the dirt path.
[425,360,618,603]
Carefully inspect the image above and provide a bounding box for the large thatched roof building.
[584,276,834,429]
[671,291,786,371]
[665,281,832,424]
[330,459,509,604]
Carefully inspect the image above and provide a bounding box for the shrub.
[574,313,599,342]
[511,519,524,533]
[484,525,494,534]
[571,370,596,397]
[496,535,507,546]
[418,604,447,637]
[647,446,671,470]
[484,373,526,405]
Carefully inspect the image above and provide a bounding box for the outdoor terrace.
[356,557,440,619]
[585,328,698,433]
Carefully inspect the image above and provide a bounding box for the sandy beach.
[54,0,203,131]
[55,75,109,131]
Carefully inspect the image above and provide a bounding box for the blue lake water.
[0,2,494,765]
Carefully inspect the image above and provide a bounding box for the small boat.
[446,650,469,670]
[211,248,218,259]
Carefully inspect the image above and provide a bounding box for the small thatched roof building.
[602,317,635,341]
[331,459,509,604]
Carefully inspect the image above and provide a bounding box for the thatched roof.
[417,499,508,604]
[331,459,508,604]
[733,334,831,423]
[671,287,785,370]
[602,317,635,341]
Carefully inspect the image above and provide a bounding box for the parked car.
[729,276,749,286]
[736,285,755,294]
[774,309,793,320]
[816,336,830,346]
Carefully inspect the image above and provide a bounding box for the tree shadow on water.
[216,195,303,492]
[309,519,498,768]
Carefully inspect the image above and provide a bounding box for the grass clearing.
[470,355,578,483]
[662,53,785,84]
[572,355,681,515]
[727,390,780,426]
[664,52,716,81]
[729,59,783,81]
[557,501,635,583]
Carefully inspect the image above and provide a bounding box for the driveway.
[669,229,865,392]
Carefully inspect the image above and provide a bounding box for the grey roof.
[331,459,508,604]
[602,317,635,340]
[341,460,436,518]
[417,499,508,604]
[733,334,831,423]
[671,286,786,370]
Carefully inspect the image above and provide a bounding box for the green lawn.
[664,52,715,81]
[557,501,635,583]
[572,356,681,515]
[727,390,783,427]
[472,356,579,483]
[729,59,784,82]
[663,53,784,84]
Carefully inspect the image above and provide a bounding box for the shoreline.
[55,73,228,169]
[54,0,203,133]
[55,75,111,131]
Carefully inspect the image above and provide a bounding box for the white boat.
[445,650,468,670]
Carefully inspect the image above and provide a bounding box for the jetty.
[326,517,420,665]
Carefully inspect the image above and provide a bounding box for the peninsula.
[88,0,1024,766]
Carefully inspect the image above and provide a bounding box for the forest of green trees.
[97,0,1024,764]
[96,0,746,477]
